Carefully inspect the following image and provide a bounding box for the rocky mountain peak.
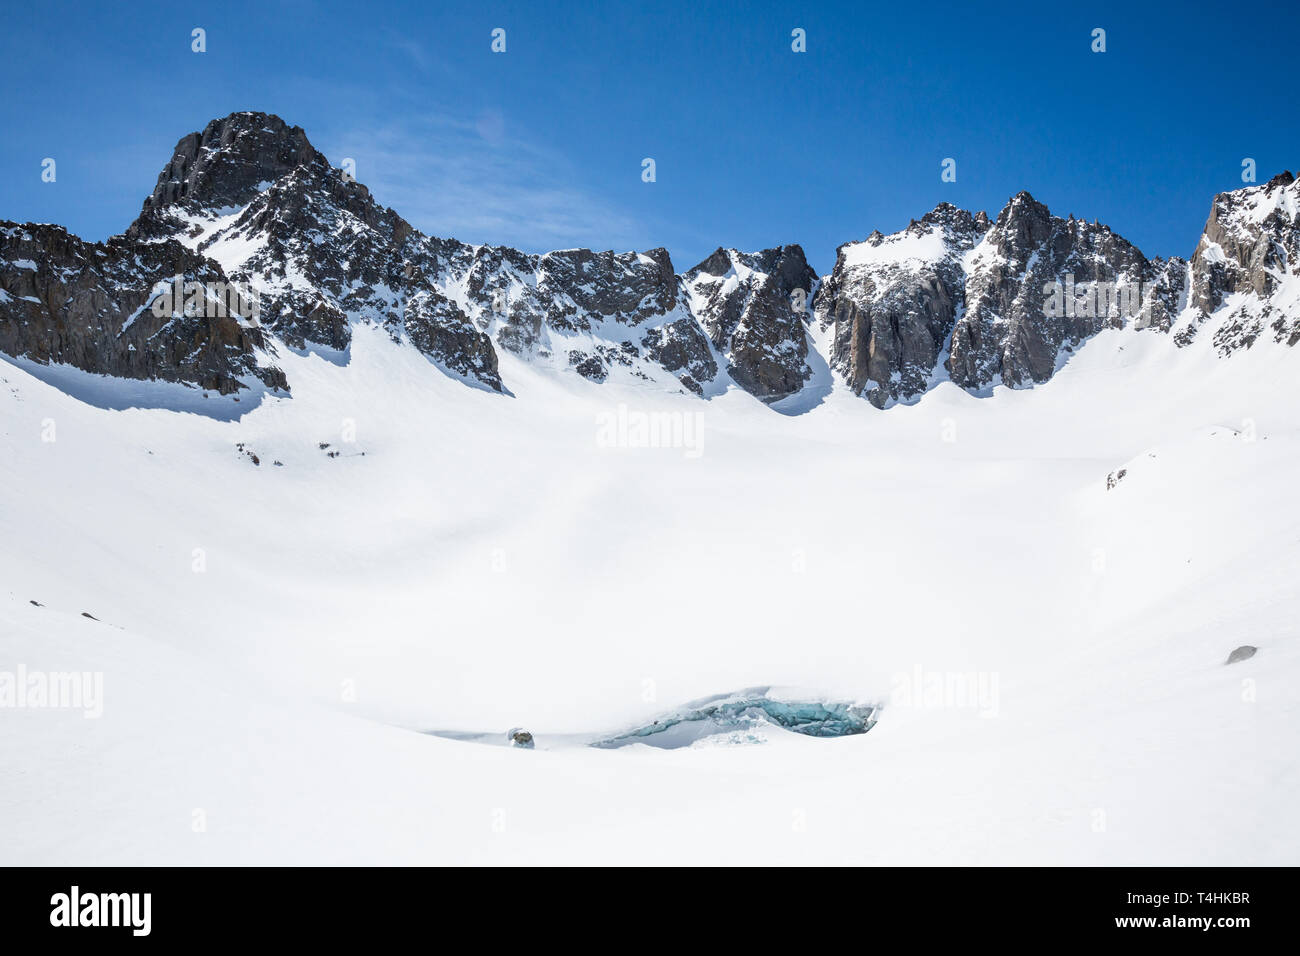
[691,246,737,276]
[3,110,1298,413]
[992,190,1053,251]
[1003,189,1046,212]
[688,245,808,278]
[140,112,323,217]
[918,201,987,236]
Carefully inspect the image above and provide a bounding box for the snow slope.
[1,321,1298,865]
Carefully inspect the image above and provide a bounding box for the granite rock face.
[950,192,1181,390]
[814,193,1196,405]
[814,203,987,408]
[1135,256,1189,335]
[455,243,713,393]
[133,113,321,233]
[684,246,817,400]
[639,318,718,395]
[1177,171,1300,351]
[0,221,285,394]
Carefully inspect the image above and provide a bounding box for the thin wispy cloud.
[324,112,653,254]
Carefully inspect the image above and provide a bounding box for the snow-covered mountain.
[2,112,801,402]
[1179,171,1300,352]
[4,111,1297,410]
[3,112,1300,866]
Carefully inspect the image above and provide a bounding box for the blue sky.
[1,0,1296,274]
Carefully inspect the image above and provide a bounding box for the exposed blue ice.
[591,687,877,749]
[425,687,877,752]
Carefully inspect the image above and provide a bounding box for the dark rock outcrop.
[0,222,285,394]
[1179,171,1300,351]
[639,318,717,395]
[950,192,1181,390]
[814,193,1189,406]
[814,203,987,407]
[132,112,320,236]
[683,245,816,400]
[1225,645,1258,664]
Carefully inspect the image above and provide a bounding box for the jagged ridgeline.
[2,111,1297,405]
